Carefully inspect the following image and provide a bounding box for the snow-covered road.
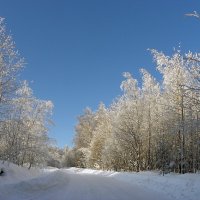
[0,168,170,200]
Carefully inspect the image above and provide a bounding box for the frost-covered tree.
[62,147,79,167]
[0,17,24,162]
[89,103,112,168]
[0,17,24,106]
[151,49,199,173]
[141,68,160,169]
[72,49,200,173]
[47,145,64,168]
[1,81,53,167]
[113,73,146,171]
[0,18,54,167]
[74,107,96,149]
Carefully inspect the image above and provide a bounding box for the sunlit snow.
[0,162,199,200]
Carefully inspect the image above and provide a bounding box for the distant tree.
[74,108,96,149]
[47,146,64,168]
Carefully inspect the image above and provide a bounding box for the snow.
[110,171,200,200]
[71,168,200,200]
[0,162,199,200]
[0,161,42,185]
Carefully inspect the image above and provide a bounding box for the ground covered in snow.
[0,162,199,200]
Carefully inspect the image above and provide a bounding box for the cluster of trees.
[0,18,54,168]
[69,49,200,173]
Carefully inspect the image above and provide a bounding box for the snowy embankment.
[0,162,199,200]
[0,161,42,184]
[113,171,200,200]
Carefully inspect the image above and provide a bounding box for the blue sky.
[0,0,200,147]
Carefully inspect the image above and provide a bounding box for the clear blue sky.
[0,0,200,147]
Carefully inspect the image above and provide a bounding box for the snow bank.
[70,168,200,200]
[0,161,42,185]
[0,163,68,200]
[111,171,200,200]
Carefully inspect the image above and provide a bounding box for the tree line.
[64,49,200,174]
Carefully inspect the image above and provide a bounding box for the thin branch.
[185,11,200,19]
[184,56,200,63]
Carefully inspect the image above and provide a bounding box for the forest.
[66,49,200,174]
